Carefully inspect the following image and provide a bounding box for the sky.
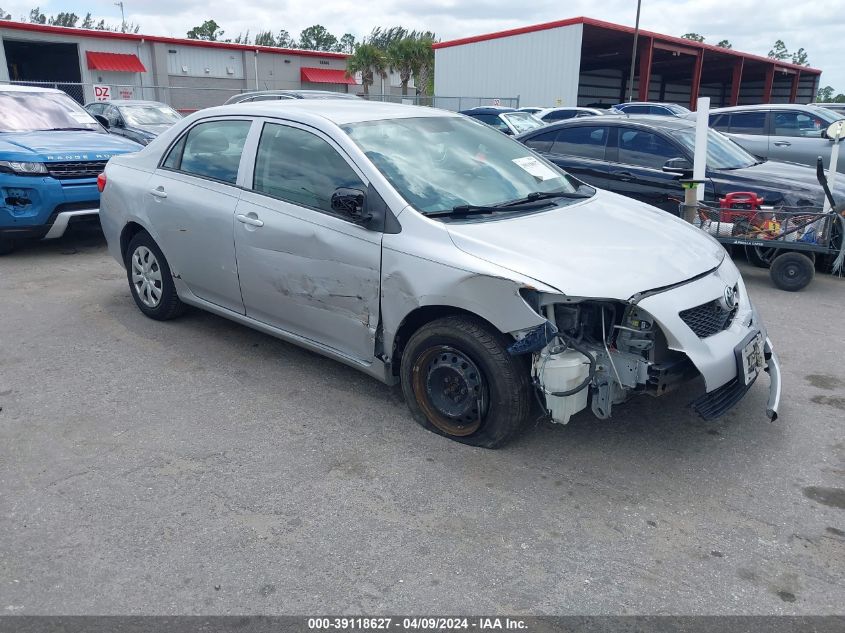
[3,0,843,92]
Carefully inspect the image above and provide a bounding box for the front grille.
[690,376,755,420]
[679,299,737,338]
[46,160,108,180]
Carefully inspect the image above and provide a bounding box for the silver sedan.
[98,100,780,448]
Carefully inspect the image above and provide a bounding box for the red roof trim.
[301,67,358,85]
[0,19,349,60]
[433,16,821,75]
[86,51,146,72]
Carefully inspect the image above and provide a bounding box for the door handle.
[773,141,792,147]
[614,171,634,182]
[149,186,167,199]
[236,213,264,228]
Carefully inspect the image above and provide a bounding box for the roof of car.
[0,84,62,94]
[85,99,169,107]
[459,106,518,114]
[710,103,833,113]
[615,101,687,108]
[195,99,460,126]
[227,89,359,103]
[516,114,694,137]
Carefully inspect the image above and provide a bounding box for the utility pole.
[627,0,642,102]
[115,1,126,33]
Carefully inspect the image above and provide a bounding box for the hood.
[711,159,845,207]
[446,190,725,300]
[0,130,141,160]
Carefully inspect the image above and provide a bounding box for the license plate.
[740,332,765,385]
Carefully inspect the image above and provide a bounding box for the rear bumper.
[42,208,99,239]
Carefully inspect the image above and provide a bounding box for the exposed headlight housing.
[0,160,48,175]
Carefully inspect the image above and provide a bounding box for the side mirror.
[94,114,110,129]
[663,157,693,176]
[825,119,845,141]
[331,187,371,224]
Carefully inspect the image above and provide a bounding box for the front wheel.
[400,315,530,448]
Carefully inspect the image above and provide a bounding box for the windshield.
[0,91,101,133]
[670,128,758,170]
[119,104,182,126]
[343,117,578,215]
[501,112,545,134]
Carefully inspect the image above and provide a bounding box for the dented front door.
[232,120,381,362]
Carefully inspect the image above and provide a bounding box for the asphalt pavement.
[1,227,843,615]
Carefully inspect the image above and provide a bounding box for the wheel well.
[390,305,505,376]
[120,222,147,262]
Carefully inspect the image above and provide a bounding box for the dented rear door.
[233,120,382,362]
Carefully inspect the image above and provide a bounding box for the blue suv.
[0,85,141,254]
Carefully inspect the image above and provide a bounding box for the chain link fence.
[3,80,519,113]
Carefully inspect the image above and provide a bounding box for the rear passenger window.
[551,126,608,160]
[252,122,365,215]
[728,112,767,135]
[162,119,251,184]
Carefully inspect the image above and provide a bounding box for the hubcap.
[131,246,163,308]
[412,346,488,436]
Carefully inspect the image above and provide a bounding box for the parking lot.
[1,226,843,615]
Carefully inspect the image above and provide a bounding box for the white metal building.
[434,17,821,109]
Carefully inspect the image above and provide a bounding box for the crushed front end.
[513,258,781,424]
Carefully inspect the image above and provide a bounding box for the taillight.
[97,172,107,192]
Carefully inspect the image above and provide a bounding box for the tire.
[400,315,531,449]
[125,231,186,320]
[0,239,14,255]
[745,245,776,268]
[770,251,815,291]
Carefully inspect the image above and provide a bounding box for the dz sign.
[93,84,111,101]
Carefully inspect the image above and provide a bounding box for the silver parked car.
[98,100,780,448]
[706,104,845,173]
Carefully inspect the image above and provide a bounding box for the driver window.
[252,122,365,215]
[617,128,683,168]
[772,111,827,138]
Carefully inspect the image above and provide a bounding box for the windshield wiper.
[500,190,591,207]
[426,190,591,218]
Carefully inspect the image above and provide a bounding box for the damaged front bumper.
[764,337,781,421]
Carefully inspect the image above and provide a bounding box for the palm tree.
[345,43,387,99]
[386,38,418,96]
[412,37,435,97]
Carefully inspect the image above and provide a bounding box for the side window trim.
[243,118,369,223]
[158,116,255,187]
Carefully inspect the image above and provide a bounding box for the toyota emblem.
[723,285,737,310]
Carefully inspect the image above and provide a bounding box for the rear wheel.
[400,315,530,448]
[125,231,186,320]
[770,251,815,291]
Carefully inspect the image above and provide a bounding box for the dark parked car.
[515,115,845,213]
[459,106,545,135]
[224,89,359,104]
[614,102,691,117]
[84,100,182,145]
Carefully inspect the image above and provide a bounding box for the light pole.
[627,0,642,102]
[114,1,126,33]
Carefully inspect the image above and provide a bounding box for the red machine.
[718,192,764,222]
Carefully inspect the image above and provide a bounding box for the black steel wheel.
[770,251,815,291]
[400,315,531,448]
